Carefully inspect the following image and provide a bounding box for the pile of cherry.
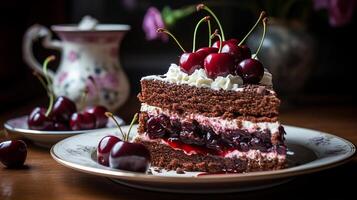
[158,4,268,84]
[27,56,108,131]
[28,96,108,131]
[97,113,151,172]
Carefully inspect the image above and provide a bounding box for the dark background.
[0,0,356,113]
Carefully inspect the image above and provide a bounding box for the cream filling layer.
[141,63,273,92]
[140,103,281,135]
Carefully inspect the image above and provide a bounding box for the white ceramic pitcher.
[23,24,131,111]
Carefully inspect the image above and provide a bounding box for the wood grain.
[1,97,356,200]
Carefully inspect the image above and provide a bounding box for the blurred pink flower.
[142,7,168,42]
[314,0,356,27]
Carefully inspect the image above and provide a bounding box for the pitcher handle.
[22,24,62,79]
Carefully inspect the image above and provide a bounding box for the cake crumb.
[176,168,185,174]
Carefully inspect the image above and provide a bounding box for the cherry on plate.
[97,135,121,166]
[27,107,54,131]
[109,141,151,173]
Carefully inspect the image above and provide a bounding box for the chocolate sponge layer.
[135,137,285,173]
[138,79,280,118]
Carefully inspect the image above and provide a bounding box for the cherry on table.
[85,106,109,128]
[51,96,77,122]
[27,107,54,131]
[109,141,151,172]
[236,58,264,84]
[0,140,27,168]
[204,53,235,79]
[97,135,121,166]
[69,112,96,131]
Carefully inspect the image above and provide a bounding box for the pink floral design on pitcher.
[68,50,79,62]
[57,71,68,84]
[85,73,120,98]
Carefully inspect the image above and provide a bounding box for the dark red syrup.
[163,138,235,156]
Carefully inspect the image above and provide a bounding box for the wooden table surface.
[1,97,356,200]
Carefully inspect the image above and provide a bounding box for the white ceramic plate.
[51,125,355,193]
[4,115,124,148]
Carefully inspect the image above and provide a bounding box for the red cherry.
[236,58,264,84]
[97,135,121,166]
[51,96,77,122]
[54,122,70,131]
[109,141,151,172]
[212,38,239,48]
[204,53,235,79]
[69,112,96,130]
[179,52,205,75]
[85,106,109,128]
[221,43,244,64]
[0,140,27,168]
[27,107,54,130]
[196,47,218,57]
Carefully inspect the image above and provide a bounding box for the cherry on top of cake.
[156,4,269,85]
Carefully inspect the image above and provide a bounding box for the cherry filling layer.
[144,114,286,155]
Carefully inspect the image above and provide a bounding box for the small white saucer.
[4,115,124,148]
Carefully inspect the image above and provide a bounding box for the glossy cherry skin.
[97,135,121,166]
[27,107,53,130]
[69,112,96,130]
[204,53,235,79]
[85,106,108,128]
[221,43,244,64]
[196,47,218,57]
[212,38,239,48]
[179,52,205,74]
[54,122,69,131]
[51,96,77,122]
[0,140,27,168]
[109,141,151,172]
[236,58,264,84]
[240,45,252,59]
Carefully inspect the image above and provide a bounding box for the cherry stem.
[238,11,266,46]
[126,113,138,142]
[208,19,212,47]
[43,56,56,117]
[197,4,225,41]
[210,30,222,53]
[254,17,268,58]
[88,76,100,104]
[157,28,186,52]
[193,16,210,52]
[79,87,89,111]
[105,112,126,141]
[33,72,50,94]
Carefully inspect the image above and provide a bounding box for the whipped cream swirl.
[142,63,273,91]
